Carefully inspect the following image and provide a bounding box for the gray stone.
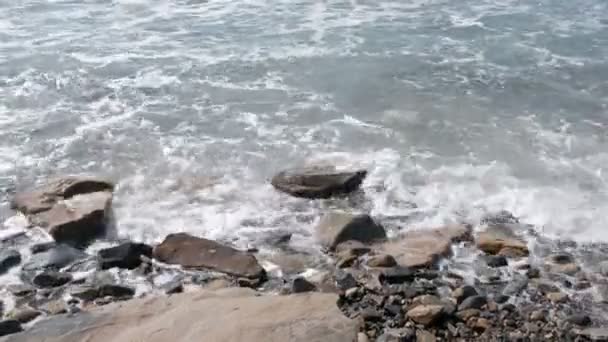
[8,309,41,324]
[292,277,316,293]
[482,254,508,268]
[480,211,519,225]
[377,328,415,342]
[335,271,357,291]
[452,285,478,304]
[70,285,100,301]
[22,244,87,271]
[458,295,487,311]
[568,314,591,326]
[7,284,35,297]
[32,271,72,288]
[577,328,608,341]
[0,320,22,337]
[98,242,153,270]
[502,274,528,296]
[0,250,21,274]
[315,212,386,250]
[271,167,367,199]
[99,284,135,298]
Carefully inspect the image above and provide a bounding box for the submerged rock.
[0,320,22,337]
[98,242,153,270]
[377,225,472,268]
[3,288,358,342]
[271,166,367,199]
[0,250,21,274]
[315,212,386,250]
[476,224,528,256]
[22,244,87,271]
[153,233,266,280]
[32,271,72,288]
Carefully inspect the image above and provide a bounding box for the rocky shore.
[0,167,607,341]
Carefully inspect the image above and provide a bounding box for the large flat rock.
[377,225,472,268]
[316,212,386,250]
[0,288,358,342]
[153,233,266,279]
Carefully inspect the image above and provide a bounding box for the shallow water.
[1,0,607,259]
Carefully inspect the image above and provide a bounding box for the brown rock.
[315,212,386,250]
[366,254,397,268]
[456,309,481,321]
[377,225,472,268]
[406,304,444,326]
[546,292,568,303]
[476,225,528,256]
[271,167,366,199]
[416,330,436,342]
[153,233,266,280]
[32,192,113,246]
[473,318,491,332]
[11,177,113,215]
[3,288,358,342]
[8,308,41,324]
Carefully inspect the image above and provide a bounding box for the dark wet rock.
[153,233,266,280]
[494,295,509,304]
[315,212,386,250]
[568,314,592,326]
[30,191,113,247]
[292,277,317,293]
[30,243,60,255]
[500,303,516,312]
[502,274,528,296]
[378,266,414,285]
[526,268,541,278]
[548,253,575,264]
[98,242,153,270]
[476,224,528,256]
[452,285,478,304]
[335,271,357,291]
[7,284,35,297]
[481,254,508,268]
[378,225,472,269]
[481,210,519,225]
[361,307,383,322]
[99,284,135,298]
[366,254,397,268]
[11,177,113,214]
[163,279,184,295]
[406,304,443,326]
[0,320,22,337]
[33,271,72,288]
[271,166,367,199]
[458,295,487,311]
[8,308,41,324]
[70,285,100,301]
[22,244,87,271]
[0,249,21,274]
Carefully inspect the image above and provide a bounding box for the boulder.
[377,225,472,268]
[458,295,487,311]
[22,244,87,271]
[153,233,266,280]
[0,288,358,342]
[98,242,153,270]
[11,177,113,215]
[32,271,72,288]
[476,224,528,256]
[291,277,317,293]
[315,213,386,250]
[0,250,21,274]
[0,320,22,337]
[271,167,367,199]
[31,191,113,246]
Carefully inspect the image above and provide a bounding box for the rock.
[476,224,528,256]
[481,211,519,225]
[11,177,113,215]
[530,310,545,321]
[99,284,135,298]
[335,241,372,256]
[2,288,358,342]
[98,242,153,270]
[568,314,592,326]
[598,260,608,277]
[292,277,316,293]
[410,295,455,315]
[481,254,508,268]
[416,330,436,342]
[366,254,397,268]
[452,285,478,304]
[39,300,67,315]
[577,328,608,341]
[378,266,414,284]
[527,268,541,278]
[30,242,57,254]
[498,247,528,258]
[456,309,480,321]
[546,292,568,303]
[335,271,357,291]
[458,295,487,311]
[7,284,35,297]
[153,233,266,280]
[548,263,580,276]
[22,244,87,271]
[494,295,509,304]
[357,332,370,342]
[377,328,415,342]
[0,250,21,274]
[406,304,444,326]
[30,191,113,246]
[163,280,184,295]
[32,271,72,288]
[271,166,367,199]
[70,285,101,301]
[377,225,472,268]
[0,320,22,337]
[534,280,559,294]
[473,318,491,332]
[315,212,386,250]
[8,308,41,324]
[335,254,357,269]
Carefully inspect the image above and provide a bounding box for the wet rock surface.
[316,212,386,250]
[271,166,367,199]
